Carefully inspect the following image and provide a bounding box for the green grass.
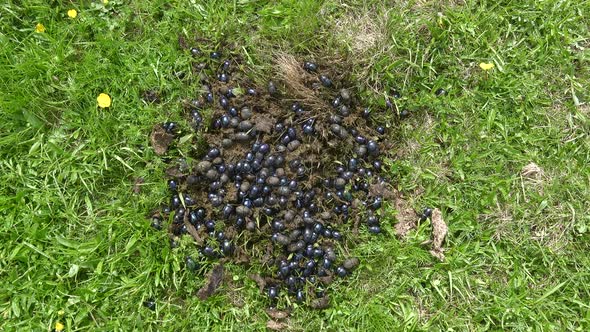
[1,0,589,330]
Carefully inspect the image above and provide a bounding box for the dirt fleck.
[165,165,185,178]
[183,218,205,246]
[310,296,330,309]
[318,275,334,285]
[197,264,224,300]
[343,257,359,270]
[132,177,144,194]
[265,308,290,320]
[393,192,419,238]
[521,162,544,181]
[369,181,395,199]
[352,214,361,235]
[234,247,251,264]
[429,208,447,261]
[260,243,274,266]
[266,320,288,330]
[178,35,188,49]
[142,89,161,104]
[251,113,275,134]
[249,273,266,293]
[150,124,174,155]
[350,198,362,209]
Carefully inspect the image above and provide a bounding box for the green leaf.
[11,299,20,318]
[179,134,193,145]
[126,234,139,252]
[96,260,103,275]
[68,264,80,278]
[22,110,43,128]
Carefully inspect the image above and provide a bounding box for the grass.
[1,0,589,330]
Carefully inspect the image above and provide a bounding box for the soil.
[429,208,447,261]
[151,43,404,307]
[197,264,224,300]
[150,124,174,155]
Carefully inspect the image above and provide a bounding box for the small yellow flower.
[479,62,494,71]
[35,23,46,33]
[55,321,64,331]
[67,9,78,19]
[97,93,112,108]
[103,0,109,4]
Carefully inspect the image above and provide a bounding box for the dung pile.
[150,45,401,308]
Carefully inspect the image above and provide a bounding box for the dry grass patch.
[333,7,389,54]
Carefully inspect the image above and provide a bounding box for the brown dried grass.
[334,10,388,53]
[274,52,330,110]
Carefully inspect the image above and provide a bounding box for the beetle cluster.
[151,48,399,307]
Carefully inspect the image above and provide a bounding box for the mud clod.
[150,124,174,155]
[197,264,224,300]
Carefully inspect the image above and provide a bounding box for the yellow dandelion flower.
[35,23,46,33]
[103,0,109,4]
[97,93,112,108]
[479,62,494,71]
[67,9,78,19]
[55,321,64,331]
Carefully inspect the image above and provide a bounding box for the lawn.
[1,0,589,331]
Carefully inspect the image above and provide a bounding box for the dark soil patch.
[150,43,404,308]
[142,89,161,104]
